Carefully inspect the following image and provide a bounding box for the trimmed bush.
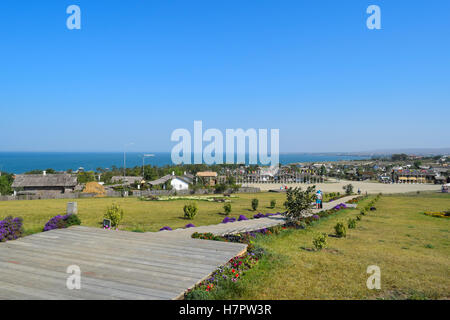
[334,222,347,238]
[159,226,172,231]
[0,216,24,242]
[313,232,328,250]
[104,203,124,227]
[270,199,276,208]
[251,198,259,211]
[223,203,232,216]
[185,223,196,228]
[348,218,356,229]
[183,202,198,220]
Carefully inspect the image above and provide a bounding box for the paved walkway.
[159,195,358,238]
[0,195,357,300]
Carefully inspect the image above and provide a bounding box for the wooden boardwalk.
[0,226,247,300]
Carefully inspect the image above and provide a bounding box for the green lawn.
[212,193,450,300]
[0,192,288,235]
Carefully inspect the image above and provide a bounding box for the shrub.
[253,213,265,219]
[44,213,81,231]
[313,232,328,250]
[356,215,362,221]
[65,214,81,227]
[223,203,232,216]
[270,199,276,208]
[185,223,196,228]
[159,226,172,231]
[334,222,347,238]
[184,202,198,220]
[238,215,248,221]
[104,203,124,227]
[251,198,259,211]
[0,216,24,242]
[348,218,356,229]
[343,184,354,195]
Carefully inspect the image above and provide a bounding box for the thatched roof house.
[12,173,78,194]
[111,176,143,185]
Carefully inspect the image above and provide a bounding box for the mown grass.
[0,192,287,235]
[210,193,450,300]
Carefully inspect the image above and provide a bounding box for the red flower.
[232,269,235,273]
[235,273,239,278]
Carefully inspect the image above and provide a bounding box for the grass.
[210,193,450,300]
[0,192,288,235]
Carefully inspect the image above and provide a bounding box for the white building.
[170,177,190,191]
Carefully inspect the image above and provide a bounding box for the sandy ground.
[243,180,443,194]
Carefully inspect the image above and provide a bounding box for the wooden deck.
[0,226,247,300]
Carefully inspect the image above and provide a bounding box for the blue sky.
[0,0,449,153]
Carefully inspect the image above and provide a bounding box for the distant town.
[1,153,448,200]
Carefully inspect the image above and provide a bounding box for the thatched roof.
[111,176,143,184]
[148,174,172,186]
[12,174,77,188]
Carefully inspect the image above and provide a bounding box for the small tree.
[184,202,198,220]
[270,199,276,209]
[343,184,354,195]
[223,203,231,216]
[251,198,259,211]
[285,186,316,221]
[334,222,347,238]
[104,203,124,227]
[313,232,328,250]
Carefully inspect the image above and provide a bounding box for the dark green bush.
[223,203,231,215]
[270,199,276,208]
[251,198,259,211]
[65,214,81,227]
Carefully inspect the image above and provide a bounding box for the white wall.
[171,178,189,191]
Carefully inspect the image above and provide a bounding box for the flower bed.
[346,196,367,204]
[0,216,24,242]
[185,253,259,299]
[43,214,81,231]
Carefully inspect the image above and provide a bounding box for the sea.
[0,152,371,174]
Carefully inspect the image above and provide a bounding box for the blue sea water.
[0,152,370,174]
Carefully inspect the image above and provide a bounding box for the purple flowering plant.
[43,213,81,232]
[0,216,24,242]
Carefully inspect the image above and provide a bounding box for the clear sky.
[0,0,449,153]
